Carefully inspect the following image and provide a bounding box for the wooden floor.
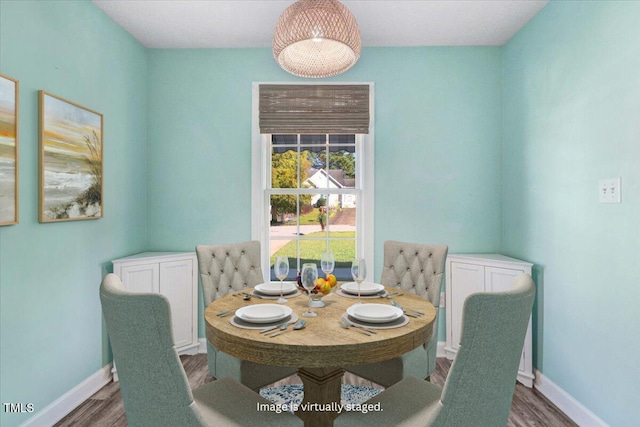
[56,354,576,426]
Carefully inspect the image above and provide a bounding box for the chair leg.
[425,375,431,382]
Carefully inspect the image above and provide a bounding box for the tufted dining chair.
[345,241,448,387]
[335,273,536,427]
[100,274,302,427]
[196,241,296,391]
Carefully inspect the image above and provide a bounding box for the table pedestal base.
[295,367,344,427]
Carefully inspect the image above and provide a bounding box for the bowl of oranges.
[298,273,338,307]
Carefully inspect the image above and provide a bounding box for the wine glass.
[301,263,318,317]
[274,256,289,304]
[351,258,367,303]
[320,252,335,277]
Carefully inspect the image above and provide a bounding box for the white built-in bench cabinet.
[445,254,534,387]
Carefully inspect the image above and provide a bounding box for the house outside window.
[252,83,374,283]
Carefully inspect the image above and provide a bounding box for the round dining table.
[204,286,436,427]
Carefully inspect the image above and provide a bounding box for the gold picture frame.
[0,73,19,226]
[39,91,103,222]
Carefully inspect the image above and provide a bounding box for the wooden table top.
[204,287,436,368]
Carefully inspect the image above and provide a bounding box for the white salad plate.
[254,282,298,295]
[346,304,404,323]
[340,282,385,296]
[235,304,293,324]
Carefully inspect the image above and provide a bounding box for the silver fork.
[266,323,290,337]
[390,300,424,316]
[259,320,295,334]
[339,320,372,336]
[244,291,267,299]
[346,321,377,334]
[379,292,403,299]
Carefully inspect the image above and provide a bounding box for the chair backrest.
[434,273,536,427]
[100,274,205,427]
[380,241,448,307]
[196,241,264,306]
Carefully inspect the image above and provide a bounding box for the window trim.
[251,82,375,281]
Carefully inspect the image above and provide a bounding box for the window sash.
[266,134,361,278]
[252,82,374,282]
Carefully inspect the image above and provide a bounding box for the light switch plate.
[599,178,621,203]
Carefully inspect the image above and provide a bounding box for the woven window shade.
[259,84,370,134]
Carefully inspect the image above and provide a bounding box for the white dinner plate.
[340,282,385,295]
[346,304,403,323]
[254,282,298,295]
[235,304,293,324]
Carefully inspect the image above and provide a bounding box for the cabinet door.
[119,263,159,293]
[484,266,523,293]
[450,262,485,350]
[159,259,194,349]
[484,266,529,373]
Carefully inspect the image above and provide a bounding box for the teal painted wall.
[146,46,503,340]
[3,1,636,426]
[0,2,148,426]
[502,1,640,425]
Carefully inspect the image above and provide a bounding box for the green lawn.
[298,209,335,225]
[298,210,320,225]
[270,231,355,267]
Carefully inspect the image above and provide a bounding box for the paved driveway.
[269,209,356,255]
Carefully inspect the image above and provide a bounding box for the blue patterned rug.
[259,384,382,409]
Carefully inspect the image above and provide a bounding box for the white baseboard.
[436,341,446,358]
[534,369,608,427]
[198,338,207,354]
[22,364,113,427]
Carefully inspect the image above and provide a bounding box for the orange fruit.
[327,274,337,287]
[320,282,331,295]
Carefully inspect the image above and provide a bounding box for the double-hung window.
[252,84,374,282]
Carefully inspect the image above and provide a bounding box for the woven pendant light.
[273,0,362,78]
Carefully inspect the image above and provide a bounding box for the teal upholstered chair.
[346,241,448,387]
[196,241,296,391]
[335,273,536,427]
[100,274,301,427]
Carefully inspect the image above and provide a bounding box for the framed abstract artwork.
[39,91,103,222]
[0,74,19,226]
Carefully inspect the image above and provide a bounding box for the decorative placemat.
[260,384,382,412]
[250,290,302,300]
[230,313,299,330]
[336,289,388,299]
[341,313,408,330]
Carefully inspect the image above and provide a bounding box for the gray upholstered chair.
[100,274,301,427]
[196,241,296,390]
[335,273,536,427]
[345,241,448,387]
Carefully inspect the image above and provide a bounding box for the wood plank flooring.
[56,354,576,426]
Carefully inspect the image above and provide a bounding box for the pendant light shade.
[273,0,362,78]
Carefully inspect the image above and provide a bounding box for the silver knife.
[216,309,235,317]
[269,328,292,338]
[259,320,294,334]
[347,322,377,334]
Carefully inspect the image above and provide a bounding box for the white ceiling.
[92,0,549,49]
